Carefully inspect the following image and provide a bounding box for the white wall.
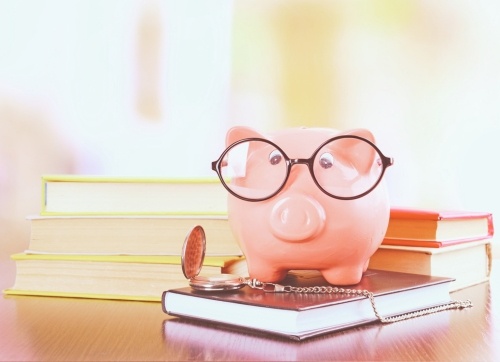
[0,0,233,177]
[1,0,499,253]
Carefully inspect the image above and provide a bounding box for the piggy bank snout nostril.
[269,195,326,242]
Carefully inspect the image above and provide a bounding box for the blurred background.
[1,0,499,254]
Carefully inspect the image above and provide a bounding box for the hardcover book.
[27,215,242,256]
[41,175,228,215]
[4,253,246,302]
[369,239,492,291]
[384,207,493,243]
[162,269,454,340]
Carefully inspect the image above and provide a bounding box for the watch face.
[190,274,247,291]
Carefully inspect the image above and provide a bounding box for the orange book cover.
[385,207,494,242]
[389,207,494,222]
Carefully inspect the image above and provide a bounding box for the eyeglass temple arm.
[384,156,394,167]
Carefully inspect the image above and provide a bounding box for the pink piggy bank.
[211,126,394,285]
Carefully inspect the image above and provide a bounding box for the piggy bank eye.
[319,153,334,169]
[269,150,283,165]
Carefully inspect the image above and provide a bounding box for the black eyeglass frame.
[211,135,394,202]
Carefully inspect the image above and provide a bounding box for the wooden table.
[1,254,498,361]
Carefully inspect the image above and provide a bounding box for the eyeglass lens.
[218,137,386,200]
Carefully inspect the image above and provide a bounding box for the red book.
[383,207,494,247]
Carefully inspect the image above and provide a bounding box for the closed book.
[384,207,493,242]
[41,175,228,215]
[4,253,246,302]
[382,236,488,248]
[27,215,242,256]
[162,270,453,340]
[369,239,492,291]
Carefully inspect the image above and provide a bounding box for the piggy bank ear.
[344,128,375,143]
[226,126,265,147]
[340,129,377,174]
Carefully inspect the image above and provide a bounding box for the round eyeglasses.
[211,135,394,202]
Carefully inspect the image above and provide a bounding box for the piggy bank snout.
[269,195,326,242]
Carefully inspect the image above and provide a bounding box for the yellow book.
[369,239,492,291]
[27,214,242,256]
[4,253,247,302]
[41,175,228,215]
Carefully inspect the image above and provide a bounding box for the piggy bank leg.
[247,264,288,283]
[362,258,370,272]
[320,265,365,285]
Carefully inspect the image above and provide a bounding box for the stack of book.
[369,207,494,291]
[5,176,493,301]
[162,207,492,339]
[4,175,245,302]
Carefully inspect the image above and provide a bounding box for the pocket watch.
[180,225,473,324]
[181,225,247,292]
